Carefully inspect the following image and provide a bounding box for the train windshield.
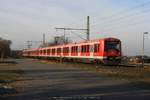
[105,41,120,51]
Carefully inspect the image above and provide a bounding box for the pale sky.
[0,0,150,56]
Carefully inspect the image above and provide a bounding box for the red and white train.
[22,37,122,65]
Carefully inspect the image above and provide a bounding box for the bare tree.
[0,37,12,61]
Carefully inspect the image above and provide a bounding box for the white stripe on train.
[30,55,107,59]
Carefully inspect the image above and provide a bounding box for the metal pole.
[142,32,148,67]
[43,33,45,46]
[27,41,32,49]
[64,29,66,43]
[87,16,90,41]
[142,33,144,67]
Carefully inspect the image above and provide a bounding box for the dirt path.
[0,59,150,100]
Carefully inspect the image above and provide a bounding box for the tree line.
[0,37,11,60]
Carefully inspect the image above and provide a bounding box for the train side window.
[75,46,78,53]
[94,44,97,52]
[97,44,100,52]
[52,48,55,54]
[81,46,83,53]
[63,47,67,53]
[81,45,85,53]
[84,46,86,53]
[71,46,78,53]
[71,47,73,53]
[44,50,46,55]
[84,45,86,53]
[59,48,61,53]
[82,45,89,53]
[40,50,42,55]
[66,47,69,53]
[63,47,65,53]
[81,45,86,53]
[85,45,87,52]
[86,45,89,53]
[94,44,100,53]
[72,47,74,53]
[74,47,75,53]
[64,47,69,53]
[47,49,50,55]
[57,48,61,53]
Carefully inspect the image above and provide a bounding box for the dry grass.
[40,60,150,85]
[0,70,24,84]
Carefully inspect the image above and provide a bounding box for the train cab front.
[103,38,122,65]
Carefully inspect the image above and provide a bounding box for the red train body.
[22,37,122,65]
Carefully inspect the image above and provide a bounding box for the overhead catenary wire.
[95,17,150,33]
[91,0,150,27]
[91,8,150,29]
[54,16,86,36]
[70,31,87,41]
[92,8,150,31]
